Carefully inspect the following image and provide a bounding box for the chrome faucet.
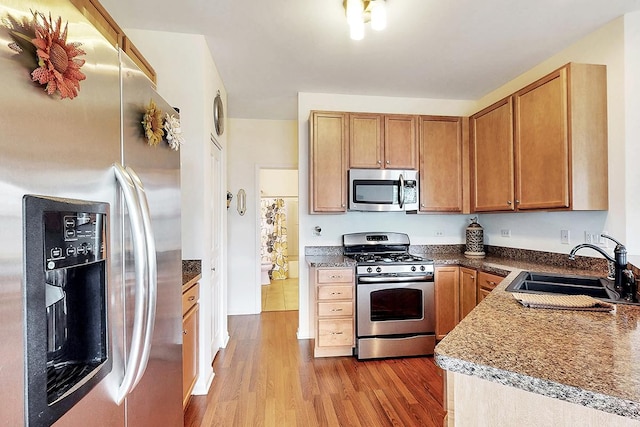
[569,234,636,301]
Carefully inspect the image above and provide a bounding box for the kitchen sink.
[505,271,629,303]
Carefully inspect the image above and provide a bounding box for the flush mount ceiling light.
[344,0,387,40]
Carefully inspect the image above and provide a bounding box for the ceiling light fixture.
[344,0,387,40]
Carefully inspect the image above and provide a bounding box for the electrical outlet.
[435,231,444,237]
[584,231,593,244]
[500,229,511,238]
[560,229,570,244]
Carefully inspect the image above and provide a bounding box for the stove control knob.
[411,266,416,272]
[376,267,382,273]
[367,267,373,273]
[420,265,426,272]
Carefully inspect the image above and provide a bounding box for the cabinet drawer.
[316,268,353,284]
[317,284,353,301]
[477,271,503,291]
[182,282,199,316]
[317,318,354,347]
[317,301,353,317]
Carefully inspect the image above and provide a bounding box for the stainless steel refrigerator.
[0,0,183,425]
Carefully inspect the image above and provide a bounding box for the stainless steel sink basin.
[504,271,634,304]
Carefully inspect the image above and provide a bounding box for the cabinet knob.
[377,160,382,165]
[507,200,512,205]
[470,276,475,279]
[183,330,187,335]
[386,160,390,165]
[341,203,346,208]
[188,296,195,301]
[515,199,520,204]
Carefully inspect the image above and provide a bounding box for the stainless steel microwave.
[348,169,419,212]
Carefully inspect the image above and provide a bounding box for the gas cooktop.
[349,253,431,264]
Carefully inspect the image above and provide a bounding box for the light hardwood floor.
[184,311,446,427]
[261,278,299,311]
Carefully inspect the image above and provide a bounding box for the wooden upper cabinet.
[385,115,418,169]
[514,68,569,210]
[471,97,515,212]
[71,0,157,84]
[471,63,608,213]
[349,114,383,168]
[419,116,465,212]
[349,113,417,169]
[309,111,348,213]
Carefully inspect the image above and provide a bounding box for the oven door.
[356,280,435,337]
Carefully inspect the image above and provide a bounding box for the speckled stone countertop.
[182,259,202,291]
[435,261,640,420]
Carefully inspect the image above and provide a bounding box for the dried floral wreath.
[163,113,184,151]
[5,11,86,99]
[142,99,164,146]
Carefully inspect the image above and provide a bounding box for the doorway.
[258,168,299,312]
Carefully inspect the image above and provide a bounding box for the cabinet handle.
[487,281,497,285]
[330,275,343,279]
[330,308,343,312]
[330,331,344,335]
[330,292,342,295]
[188,296,195,301]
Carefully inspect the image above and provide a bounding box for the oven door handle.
[358,275,433,283]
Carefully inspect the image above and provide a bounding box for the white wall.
[125,29,228,395]
[227,119,298,314]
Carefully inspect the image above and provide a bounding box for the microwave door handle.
[399,173,405,209]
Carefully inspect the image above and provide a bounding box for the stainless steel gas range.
[343,232,436,360]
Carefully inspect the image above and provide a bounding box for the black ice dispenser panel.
[24,195,111,426]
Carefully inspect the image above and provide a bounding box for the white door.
[210,137,224,353]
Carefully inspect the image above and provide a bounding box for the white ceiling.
[100,0,640,120]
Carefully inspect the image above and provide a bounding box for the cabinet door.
[310,111,348,213]
[419,116,463,212]
[435,266,459,339]
[471,97,515,212]
[349,113,384,169]
[182,305,199,408]
[384,115,418,169]
[514,68,570,210]
[459,267,477,319]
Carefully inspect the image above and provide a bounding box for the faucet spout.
[569,234,630,298]
[568,243,615,264]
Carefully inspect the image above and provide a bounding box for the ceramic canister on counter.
[465,217,486,259]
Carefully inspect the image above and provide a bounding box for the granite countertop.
[435,260,640,420]
[182,259,202,292]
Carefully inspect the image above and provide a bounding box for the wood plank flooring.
[185,311,445,426]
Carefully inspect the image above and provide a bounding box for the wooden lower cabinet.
[436,266,504,339]
[477,271,504,303]
[459,267,477,319]
[182,282,199,409]
[435,266,460,340]
[311,267,355,357]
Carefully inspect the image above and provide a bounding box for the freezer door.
[119,51,183,426]
[0,0,125,425]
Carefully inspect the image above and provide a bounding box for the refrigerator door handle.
[125,166,158,387]
[113,163,148,405]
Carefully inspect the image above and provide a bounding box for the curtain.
[260,198,289,279]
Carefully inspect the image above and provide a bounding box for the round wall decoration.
[213,91,224,136]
